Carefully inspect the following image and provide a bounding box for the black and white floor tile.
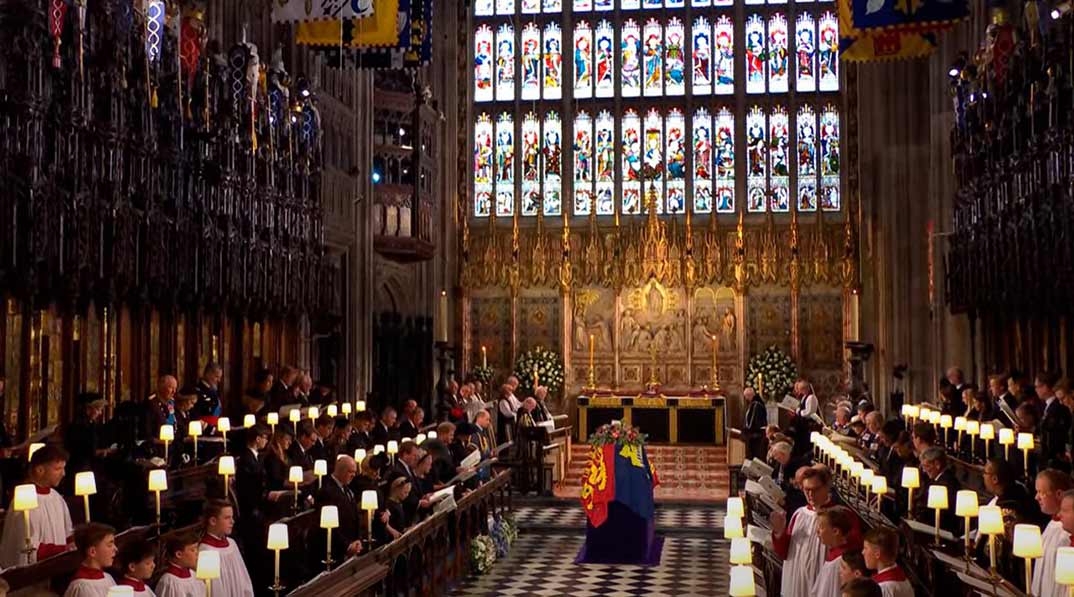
[450,501,730,597]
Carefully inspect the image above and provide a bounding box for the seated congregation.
[0,365,555,596]
[739,368,1074,597]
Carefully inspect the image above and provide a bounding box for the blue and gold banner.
[839,0,939,61]
[850,0,967,32]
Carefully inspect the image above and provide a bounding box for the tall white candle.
[437,290,448,342]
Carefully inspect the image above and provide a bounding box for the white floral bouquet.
[501,512,518,547]
[745,345,798,402]
[471,365,495,385]
[514,346,564,397]
[470,534,498,575]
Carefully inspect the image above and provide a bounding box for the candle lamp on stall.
[74,471,97,522]
[327,404,338,418]
[415,433,427,445]
[871,476,887,512]
[965,420,981,457]
[355,400,366,413]
[308,406,319,421]
[1018,433,1035,474]
[267,412,279,435]
[374,444,385,456]
[1012,523,1042,595]
[387,440,399,465]
[954,490,978,557]
[341,402,352,421]
[726,497,744,519]
[289,466,303,511]
[361,490,379,547]
[998,428,1015,460]
[907,404,920,424]
[901,467,920,519]
[266,523,289,595]
[354,448,367,464]
[723,514,744,539]
[243,414,256,429]
[980,423,995,458]
[196,550,221,597]
[12,484,38,564]
[159,424,174,462]
[189,420,203,463]
[729,565,756,597]
[290,409,301,435]
[27,442,44,461]
[978,505,1004,577]
[320,505,339,570]
[939,415,953,447]
[148,469,168,530]
[860,469,875,504]
[927,485,948,545]
[1053,547,1074,597]
[314,459,327,490]
[729,537,752,566]
[218,456,235,499]
[428,430,438,440]
[954,416,967,449]
[217,418,231,453]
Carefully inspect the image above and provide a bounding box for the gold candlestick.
[649,343,658,385]
[710,334,721,392]
[587,334,595,388]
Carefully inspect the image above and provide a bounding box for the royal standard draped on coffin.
[580,425,659,528]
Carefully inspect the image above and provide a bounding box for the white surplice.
[0,486,74,568]
[118,576,157,597]
[1033,519,1070,597]
[63,567,115,597]
[155,565,207,597]
[874,565,914,597]
[199,535,254,597]
[810,553,844,597]
[773,506,826,597]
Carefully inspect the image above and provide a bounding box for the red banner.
[580,444,616,527]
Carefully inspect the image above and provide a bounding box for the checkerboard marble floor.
[449,501,730,597]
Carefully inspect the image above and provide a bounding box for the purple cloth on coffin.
[575,501,664,565]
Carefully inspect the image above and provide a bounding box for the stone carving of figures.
[721,307,737,351]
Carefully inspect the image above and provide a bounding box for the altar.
[576,391,726,445]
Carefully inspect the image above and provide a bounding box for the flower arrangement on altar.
[469,534,498,575]
[513,346,564,397]
[745,345,798,402]
[588,421,648,449]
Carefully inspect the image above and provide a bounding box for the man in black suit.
[270,365,298,412]
[314,456,364,563]
[982,457,1047,526]
[309,414,334,462]
[919,447,962,536]
[289,421,317,469]
[348,412,374,451]
[398,407,422,439]
[372,407,398,446]
[1036,371,1073,467]
[743,387,768,460]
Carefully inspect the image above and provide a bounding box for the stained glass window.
[595,110,615,215]
[543,24,563,100]
[665,18,686,96]
[495,24,515,101]
[768,14,789,94]
[621,109,642,215]
[495,113,515,216]
[745,16,765,94]
[474,25,494,103]
[595,21,615,98]
[692,17,712,96]
[714,16,734,95]
[521,113,541,215]
[472,1,844,218]
[797,106,817,211]
[474,113,493,216]
[643,19,663,97]
[521,23,541,100]
[574,21,593,99]
[715,108,735,213]
[693,108,713,214]
[820,105,840,210]
[574,112,594,216]
[621,19,642,97]
[795,14,816,92]
[769,106,790,212]
[644,108,664,213]
[819,12,839,91]
[746,106,766,212]
[666,109,686,213]
[543,112,563,215]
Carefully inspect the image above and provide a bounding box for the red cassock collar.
[873,566,908,583]
[35,485,51,495]
[165,565,192,579]
[826,544,850,562]
[119,577,146,591]
[200,534,229,549]
[72,566,106,581]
